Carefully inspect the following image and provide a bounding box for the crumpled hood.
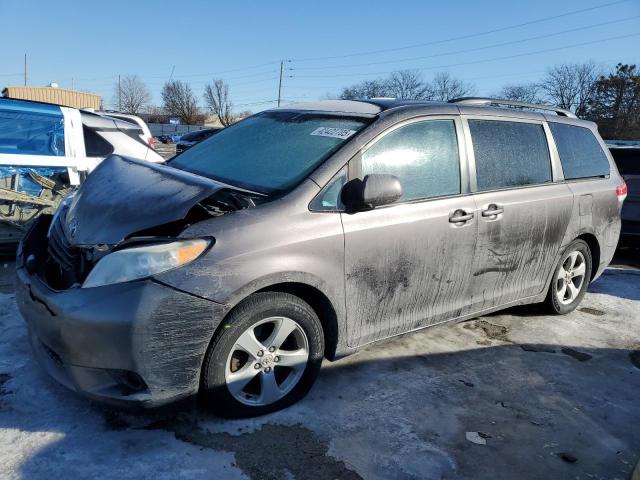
[64,155,227,246]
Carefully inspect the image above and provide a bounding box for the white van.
[0,98,163,244]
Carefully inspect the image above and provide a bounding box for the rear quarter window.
[549,123,610,180]
[83,126,114,157]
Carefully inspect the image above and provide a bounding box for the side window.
[469,119,552,191]
[310,168,347,211]
[83,126,114,157]
[548,122,610,179]
[361,119,460,201]
[0,108,65,156]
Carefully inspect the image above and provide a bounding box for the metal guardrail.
[148,123,211,137]
[153,143,176,161]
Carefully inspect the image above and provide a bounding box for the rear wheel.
[201,292,324,417]
[545,239,592,314]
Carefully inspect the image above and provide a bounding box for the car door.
[340,116,478,347]
[463,116,573,311]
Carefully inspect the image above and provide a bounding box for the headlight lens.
[82,239,210,288]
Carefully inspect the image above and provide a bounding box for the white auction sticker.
[310,127,357,139]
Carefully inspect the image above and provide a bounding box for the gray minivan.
[16,98,625,417]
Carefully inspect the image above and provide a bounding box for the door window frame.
[461,114,564,194]
[310,115,471,212]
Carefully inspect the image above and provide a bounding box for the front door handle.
[449,209,474,224]
[481,204,504,218]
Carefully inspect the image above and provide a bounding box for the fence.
[148,123,211,137]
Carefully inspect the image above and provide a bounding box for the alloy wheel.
[224,316,309,406]
[555,250,587,306]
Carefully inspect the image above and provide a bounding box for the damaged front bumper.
[16,217,226,408]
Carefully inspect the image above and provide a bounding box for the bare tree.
[340,79,390,100]
[385,70,431,99]
[203,79,234,127]
[339,70,430,100]
[540,63,600,117]
[235,110,253,120]
[427,72,475,101]
[497,83,542,104]
[339,70,474,101]
[112,75,151,114]
[161,80,201,125]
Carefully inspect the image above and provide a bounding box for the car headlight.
[82,239,210,288]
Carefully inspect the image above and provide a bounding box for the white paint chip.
[465,432,487,445]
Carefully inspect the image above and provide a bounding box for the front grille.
[47,210,80,271]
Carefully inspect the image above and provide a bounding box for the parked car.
[175,128,221,154]
[156,135,174,144]
[0,98,163,245]
[607,142,639,247]
[99,112,156,150]
[17,98,624,416]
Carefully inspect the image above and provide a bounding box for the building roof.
[2,86,101,110]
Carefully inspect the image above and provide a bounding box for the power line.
[291,0,631,62]
[291,16,640,72]
[234,96,319,108]
[138,75,282,88]
[291,32,640,79]
[160,68,280,81]
[78,63,283,84]
[145,61,282,79]
[282,70,548,91]
[234,99,278,107]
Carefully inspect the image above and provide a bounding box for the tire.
[201,292,324,417]
[545,239,592,315]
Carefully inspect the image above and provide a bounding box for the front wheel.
[201,292,324,417]
[545,239,592,315]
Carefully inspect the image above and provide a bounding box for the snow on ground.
[0,266,639,479]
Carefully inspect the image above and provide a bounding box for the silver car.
[16,98,625,416]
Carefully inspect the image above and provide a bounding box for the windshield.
[170,111,371,193]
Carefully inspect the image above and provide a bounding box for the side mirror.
[341,174,402,212]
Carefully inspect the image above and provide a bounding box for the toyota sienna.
[16,98,625,417]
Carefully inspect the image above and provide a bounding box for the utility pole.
[277,60,284,107]
[24,53,27,86]
[118,74,122,112]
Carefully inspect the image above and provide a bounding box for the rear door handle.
[481,204,504,218]
[449,209,474,224]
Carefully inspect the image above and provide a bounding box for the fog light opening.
[107,369,148,396]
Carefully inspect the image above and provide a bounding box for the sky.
[1,0,639,113]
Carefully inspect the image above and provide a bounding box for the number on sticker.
[310,127,357,140]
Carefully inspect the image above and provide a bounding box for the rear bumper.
[16,222,226,408]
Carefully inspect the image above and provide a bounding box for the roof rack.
[449,97,577,118]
